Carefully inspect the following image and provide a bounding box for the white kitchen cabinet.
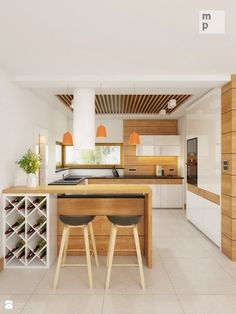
[149,184,183,209]
[149,184,160,208]
[136,145,155,156]
[160,184,183,208]
[139,136,155,145]
[186,190,220,246]
[186,191,203,229]
[155,135,180,146]
[136,135,181,156]
[161,146,180,156]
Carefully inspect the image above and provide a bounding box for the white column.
[73,88,95,149]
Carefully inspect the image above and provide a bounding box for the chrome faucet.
[62,173,66,180]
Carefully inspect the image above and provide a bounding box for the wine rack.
[3,194,55,268]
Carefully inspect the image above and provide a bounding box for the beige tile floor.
[1,209,236,313]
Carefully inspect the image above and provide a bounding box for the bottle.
[33,198,43,205]
[39,226,46,235]
[5,251,14,260]
[12,240,24,252]
[40,202,46,210]
[33,239,46,252]
[40,249,46,259]
[18,203,25,211]
[27,250,35,260]
[17,227,25,235]
[18,250,25,259]
[11,197,22,204]
[27,203,35,211]
[27,227,35,235]
[5,227,14,235]
[33,216,46,228]
[5,204,14,211]
[11,217,25,229]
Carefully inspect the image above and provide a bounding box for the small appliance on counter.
[156,165,163,176]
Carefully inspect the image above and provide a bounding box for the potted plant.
[17,149,41,187]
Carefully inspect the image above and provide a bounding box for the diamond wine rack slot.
[3,194,50,268]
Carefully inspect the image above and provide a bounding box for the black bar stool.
[53,215,99,289]
[105,215,145,289]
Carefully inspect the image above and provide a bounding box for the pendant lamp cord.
[133,81,135,132]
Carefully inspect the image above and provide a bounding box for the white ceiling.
[0,0,235,117]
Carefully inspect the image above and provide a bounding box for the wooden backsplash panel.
[123,120,179,175]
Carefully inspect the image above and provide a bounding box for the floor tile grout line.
[31,270,49,295]
[101,293,105,314]
[18,270,48,313]
[159,253,187,314]
[194,236,236,283]
[19,293,33,314]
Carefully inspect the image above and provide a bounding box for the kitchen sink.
[48,177,86,185]
[63,177,83,181]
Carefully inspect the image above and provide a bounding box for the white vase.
[27,173,37,188]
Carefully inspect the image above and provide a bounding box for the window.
[56,142,63,168]
[64,143,123,168]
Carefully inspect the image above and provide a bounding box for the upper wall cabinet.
[136,135,181,156]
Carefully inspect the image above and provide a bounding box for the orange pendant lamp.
[129,131,140,145]
[128,82,140,145]
[62,132,73,145]
[96,124,107,138]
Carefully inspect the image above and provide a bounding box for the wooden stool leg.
[88,222,99,267]
[53,226,69,289]
[133,224,145,289]
[106,227,113,267]
[84,225,93,289]
[105,224,117,289]
[62,227,70,266]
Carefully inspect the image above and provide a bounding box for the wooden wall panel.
[222,154,236,175]
[222,131,236,153]
[221,194,236,218]
[222,174,236,197]
[222,111,236,133]
[221,75,236,261]
[123,120,178,175]
[221,234,236,260]
[0,258,3,271]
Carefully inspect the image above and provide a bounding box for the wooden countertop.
[3,184,151,195]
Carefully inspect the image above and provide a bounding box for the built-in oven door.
[187,163,197,186]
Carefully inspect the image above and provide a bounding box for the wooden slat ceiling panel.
[56,94,192,114]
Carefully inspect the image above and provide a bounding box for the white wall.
[68,118,123,143]
[0,67,71,257]
[95,119,123,143]
[186,88,221,195]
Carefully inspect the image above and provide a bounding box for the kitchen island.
[3,184,152,268]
